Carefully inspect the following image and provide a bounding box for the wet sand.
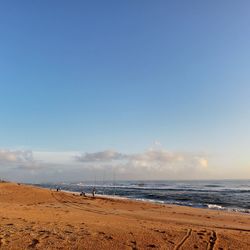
[0,182,249,249]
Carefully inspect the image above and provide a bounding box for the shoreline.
[34,183,250,215]
[25,182,250,221]
[73,191,250,215]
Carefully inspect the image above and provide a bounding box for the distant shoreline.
[34,179,250,214]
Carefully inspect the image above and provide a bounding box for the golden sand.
[0,182,249,249]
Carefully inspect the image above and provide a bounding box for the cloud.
[131,150,183,163]
[75,150,128,162]
[126,150,208,173]
[0,149,33,164]
[0,148,211,182]
[74,149,209,179]
[195,157,208,168]
[0,149,40,170]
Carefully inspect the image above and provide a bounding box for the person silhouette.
[92,187,96,197]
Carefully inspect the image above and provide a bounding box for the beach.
[0,182,249,249]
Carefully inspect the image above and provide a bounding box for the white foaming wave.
[134,198,165,204]
[207,204,224,210]
[229,208,250,213]
[207,204,250,213]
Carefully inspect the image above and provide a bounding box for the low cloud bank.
[0,149,33,164]
[75,150,128,162]
[0,148,210,182]
[74,149,208,179]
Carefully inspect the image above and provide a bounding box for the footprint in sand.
[38,229,51,239]
[5,223,14,226]
[0,236,7,246]
[147,244,157,248]
[64,230,73,234]
[28,239,39,248]
[153,229,166,234]
[130,240,137,250]
[197,232,205,235]
[105,235,113,240]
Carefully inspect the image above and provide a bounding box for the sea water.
[37,180,250,213]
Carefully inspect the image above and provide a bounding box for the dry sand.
[0,182,249,250]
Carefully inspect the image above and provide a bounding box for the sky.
[0,1,250,183]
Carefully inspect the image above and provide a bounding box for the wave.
[37,180,250,214]
[207,204,224,210]
[134,198,165,204]
[74,183,250,193]
[204,185,223,188]
[206,204,250,213]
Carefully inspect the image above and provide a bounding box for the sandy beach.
[0,182,249,250]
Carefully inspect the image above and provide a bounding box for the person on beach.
[92,187,96,197]
[80,191,86,197]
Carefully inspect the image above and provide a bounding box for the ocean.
[37,179,250,213]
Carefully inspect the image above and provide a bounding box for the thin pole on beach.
[113,169,116,196]
[102,169,105,195]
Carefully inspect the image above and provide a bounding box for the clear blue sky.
[0,1,250,181]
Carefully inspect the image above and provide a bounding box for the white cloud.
[0,148,212,182]
[74,149,209,179]
[0,149,43,172]
[195,157,208,168]
[0,149,33,164]
[33,151,78,165]
[75,150,127,162]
